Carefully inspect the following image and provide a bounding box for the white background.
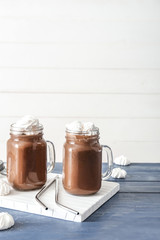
[0,0,160,162]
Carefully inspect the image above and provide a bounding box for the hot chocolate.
[62,121,113,195]
[7,134,47,190]
[63,133,102,195]
[7,116,55,191]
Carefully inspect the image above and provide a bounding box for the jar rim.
[10,123,43,135]
[65,127,99,136]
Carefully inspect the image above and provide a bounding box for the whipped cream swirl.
[0,180,12,196]
[111,168,127,179]
[66,121,98,135]
[11,115,42,135]
[0,212,14,230]
[114,155,130,166]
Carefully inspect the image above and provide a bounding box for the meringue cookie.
[111,168,127,179]
[0,180,12,196]
[114,155,130,166]
[0,212,14,230]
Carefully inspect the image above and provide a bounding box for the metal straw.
[55,176,79,215]
[35,175,79,215]
[35,176,58,210]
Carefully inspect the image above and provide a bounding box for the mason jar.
[62,127,113,195]
[7,123,55,190]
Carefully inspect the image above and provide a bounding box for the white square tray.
[0,173,119,222]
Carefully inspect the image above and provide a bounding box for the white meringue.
[0,180,12,196]
[111,168,127,179]
[66,121,83,132]
[114,155,130,166]
[14,115,39,129]
[12,115,41,135]
[0,212,14,230]
[66,121,98,135]
[83,122,96,132]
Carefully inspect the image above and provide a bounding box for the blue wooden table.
[1,163,160,240]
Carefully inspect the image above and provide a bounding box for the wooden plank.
[109,164,160,182]
[54,163,160,191]
[54,163,160,192]
[119,182,160,192]
[0,69,160,93]
[0,93,159,118]
[0,0,159,20]
[112,141,160,163]
[0,18,159,43]
[0,192,160,240]
[0,117,159,142]
[0,117,160,163]
[119,163,160,172]
[0,43,159,68]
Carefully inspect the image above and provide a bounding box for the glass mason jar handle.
[101,145,113,180]
[46,140,56,173]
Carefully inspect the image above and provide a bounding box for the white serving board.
[0,173,119,222]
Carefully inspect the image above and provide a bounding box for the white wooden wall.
[0,0,160,163]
